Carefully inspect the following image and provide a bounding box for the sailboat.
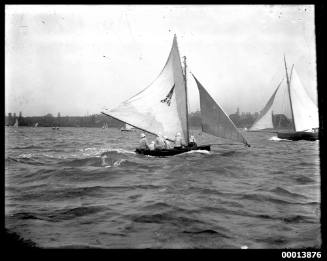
[34,122,39,127]
[121,123,135,132]
[102,122,108,129]
[102,35,250,156]
[13,119,19,128]
[250,56,319,141]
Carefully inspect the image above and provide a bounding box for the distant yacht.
[34,122,39,127]
[249,56,319,141]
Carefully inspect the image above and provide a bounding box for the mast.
[283,55,296,131]
[183,55,190,144]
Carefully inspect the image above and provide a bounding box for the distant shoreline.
[5,112,257,129]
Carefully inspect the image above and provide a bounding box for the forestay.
[102,35,188,141]
[192,74,250,146]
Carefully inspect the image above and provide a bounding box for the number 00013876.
[281,252,321,259]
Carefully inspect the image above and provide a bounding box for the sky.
[5,5,317,116]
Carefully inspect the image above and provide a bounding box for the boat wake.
[186,149,211,155]
[269,136,291,142]
[100,149,135,167]
[101,157,126,168]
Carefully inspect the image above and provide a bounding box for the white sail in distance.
[192,74,250,146]
[102,35,188,141]
[249,79,283,131]
[289,68,319,131]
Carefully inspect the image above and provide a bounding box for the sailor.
[139,133,149,150]
[174,132,185,149]
[154,132,165,150]
[188,135,197,148]
[163,136,171,149]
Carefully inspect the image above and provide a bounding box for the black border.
[1,2,325,259]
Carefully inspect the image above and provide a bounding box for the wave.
[101,158,126,168]
[17,153,34,159]
[14,184,166,202]
[188,186,225,196]
[240,193,307,205]
[256,213,317,224]
[182,229,231,238]
[58,156,104,167]
[11,145,44,150]
[55,154,131,168]
[10,206,105,222]
[129,212,205,227]
[101,148,136,156]
[141,202,172,211]
[293,175,316,184]
[270,186,308,199]
[11,186,106,201]
[5,155,47,167]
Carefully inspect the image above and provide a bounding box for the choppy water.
[5,127,321,248]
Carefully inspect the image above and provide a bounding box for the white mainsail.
[13,119,19,127]
[289,68,319,131]
[102,35,188,141]
[192,74,250,146]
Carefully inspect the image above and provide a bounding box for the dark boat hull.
[135,145,211,156]
[277,131,318,141]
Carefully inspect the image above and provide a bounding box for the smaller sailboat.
[34,122,39,127]
[13,119,19,128]
[102,122,108,129]
[120,123,135,132]
[250,56,319,141]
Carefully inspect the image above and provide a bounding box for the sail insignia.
[160,84,175,106]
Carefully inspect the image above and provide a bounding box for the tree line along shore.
[5,111,260,129]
